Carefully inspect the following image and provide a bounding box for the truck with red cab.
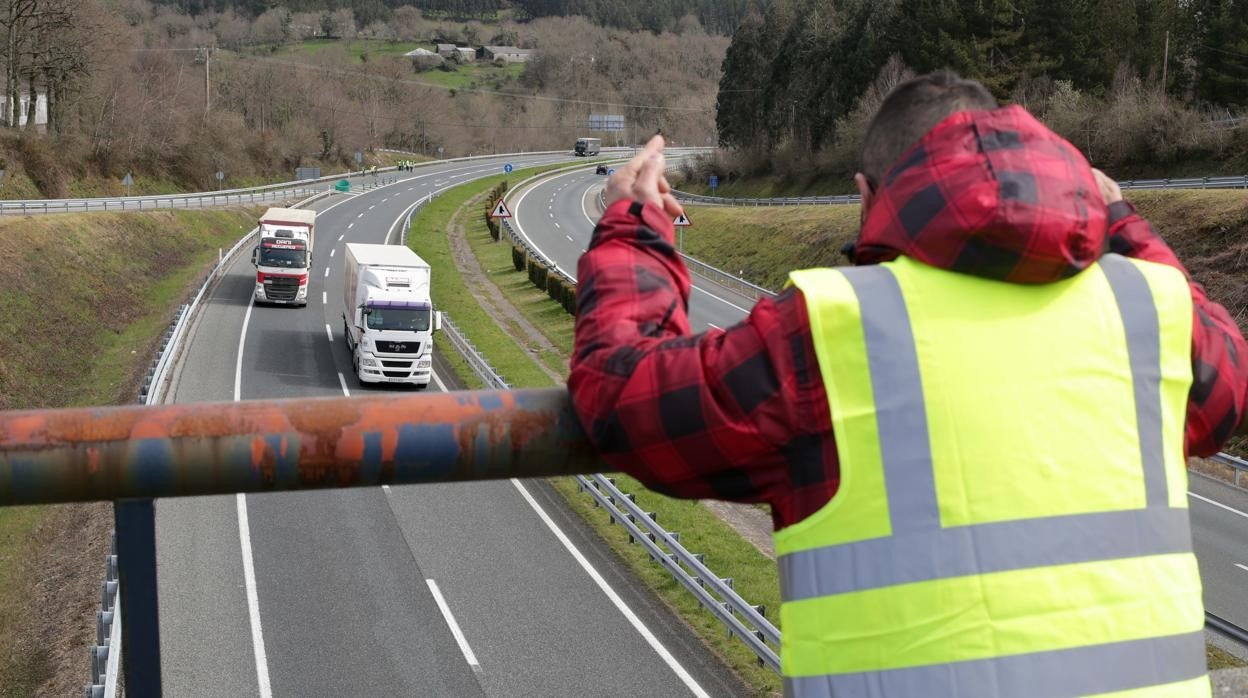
[251,207,316,306]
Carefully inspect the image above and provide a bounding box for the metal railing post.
[114,499,160,696]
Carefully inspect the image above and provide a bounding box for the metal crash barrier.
[0,389,601,695]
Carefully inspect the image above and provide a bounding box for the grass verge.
[409,169,783,695]
[0,206,266,692]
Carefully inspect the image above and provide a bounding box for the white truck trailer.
[252,207,316,306]
[342,243,441,388]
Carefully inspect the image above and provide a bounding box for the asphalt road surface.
[156,153,748,697]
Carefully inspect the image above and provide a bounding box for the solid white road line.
[233,300,254,401]
[431,368,448,392]
[325,324,333,343]
[426,579,482,673]
[1189,491,1248,519]
[232,299,271,697]
[337,372,350,397]
[509,479,711,698]
[236,494,274,698]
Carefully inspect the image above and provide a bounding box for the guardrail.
[0,144,601,217]
[672,174,1248,207]
[437,310,782,672]
[82,533,120,698]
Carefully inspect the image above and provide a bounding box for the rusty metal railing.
[0,389,602,506]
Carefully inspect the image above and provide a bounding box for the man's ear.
[854,173,875,212]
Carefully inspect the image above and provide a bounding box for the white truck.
[574,137,601,156]
[342,243,442,388]
[252,207,316,306]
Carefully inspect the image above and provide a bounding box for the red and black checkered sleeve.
[568,199,839,526]
[1108,201,1248,455]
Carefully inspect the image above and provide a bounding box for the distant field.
[259,38,526,90]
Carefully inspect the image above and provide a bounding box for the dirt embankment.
[0,207,262,694]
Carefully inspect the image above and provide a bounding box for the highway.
[510,164,1248,645]
[156,153,747,697]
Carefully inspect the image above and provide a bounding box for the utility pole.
[196,46,213,117]
[1162,30,1170,91]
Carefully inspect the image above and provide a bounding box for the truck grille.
[382,370,410,378]
[376,340,420,354]
[380,360,412,369]
[265,277,300,301]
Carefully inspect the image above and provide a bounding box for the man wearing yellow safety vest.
[569,71,1248,696]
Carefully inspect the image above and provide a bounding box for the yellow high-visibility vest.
[779,254,1207,697]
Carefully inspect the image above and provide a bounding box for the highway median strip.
[406,167,782,696]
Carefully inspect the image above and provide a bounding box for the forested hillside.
[713,0,1248,186]
[148,0,761,34]
[0,0,725,197]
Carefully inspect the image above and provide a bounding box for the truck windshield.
[366,308,431,332]
[258,245,307,268]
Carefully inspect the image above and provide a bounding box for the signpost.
[215,171,224,189]
[709,175,719,192]
[673,211,691,251]
[588,114,626,132]
[504,163,513,174]
[123,172,134,191]
[489,200,512,219]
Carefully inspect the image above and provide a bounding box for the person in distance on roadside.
[569,71,1248,697]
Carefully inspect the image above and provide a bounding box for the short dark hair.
[861,71,998,184]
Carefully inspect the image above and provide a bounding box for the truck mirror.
[434,311,443,332]
[251,247,258,265]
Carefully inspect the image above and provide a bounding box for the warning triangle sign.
[490,199,512,219]
[673,212,692,227]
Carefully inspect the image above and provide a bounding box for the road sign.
[354,151,363,164]
[607,168,615,175]
[673,212,692,227]
[709,175,719,190]
[490,199,512,219]
[123,172,134,187]
[504,163,513,174]
[215,171,224,183]
[334,180,351,193]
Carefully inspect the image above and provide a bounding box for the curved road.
[511,165,1248,649]
[156,153,748,697]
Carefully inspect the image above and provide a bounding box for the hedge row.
[514,243,577,317]
[484,180,509,242]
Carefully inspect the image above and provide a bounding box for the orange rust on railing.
[0,389,603,505]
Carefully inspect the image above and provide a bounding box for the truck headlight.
[361,358,379,367]
[417,359,432,369]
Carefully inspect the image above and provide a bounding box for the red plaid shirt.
[569,109,1248,531]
